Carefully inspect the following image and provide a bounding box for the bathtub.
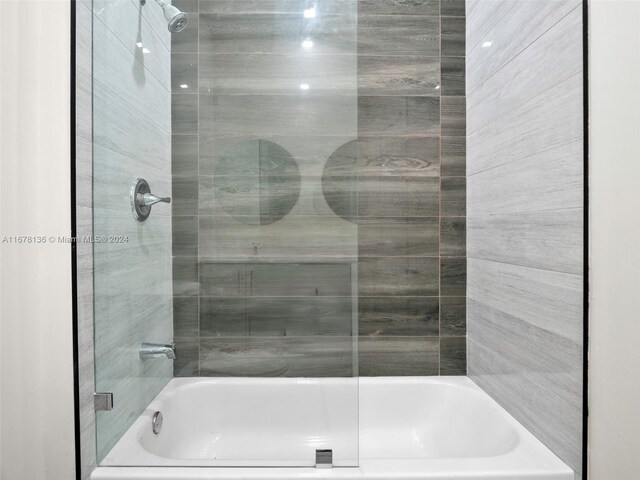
[92,377,574,480]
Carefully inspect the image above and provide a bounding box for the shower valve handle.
[138,192,171,207]
[130,177,170,222]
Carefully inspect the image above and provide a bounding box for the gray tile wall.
[356,0,466,375]
[91,0,173,463]
[466,0,583,475]
[172,0,467,376]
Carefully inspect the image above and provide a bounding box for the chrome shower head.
[162,3,189,33]
[142,0,189,33]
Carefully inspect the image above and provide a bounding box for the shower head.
[143,0,189,33]
[162,3,189,33]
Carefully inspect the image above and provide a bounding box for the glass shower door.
[92,0,359,468]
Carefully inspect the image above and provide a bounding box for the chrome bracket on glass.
[130,177,171,222]
[94,392,114,412]
[315,449,333,469]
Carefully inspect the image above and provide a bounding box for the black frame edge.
[70,0,83,479]
[582,0,590,478]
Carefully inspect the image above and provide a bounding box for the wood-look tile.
[199,13,357,55]
[358,176,440,218]
[467,141,582,217]
[358,15,440,56]
[467,209,583,275]
[440,217,466,256]
[200,54,357,95]
[171,53,198,93]
[284,337,355,376]
[200,135,354,177]
[467,8,582,132]
[358,217,439,256]
[467,2,583,469]
[199,263,245,297]
[468,297,583,408]
[441,56,465,96]
[358,0,439,15]
[359,297,439,336]
[440,257,466,296]
[199,94,357,138]
[441,16,465,56]
[359,257,439,296]
[467,258,582,342]
[198,214,358,260]
[441,96,466,136]
[358,96,439,136]
[173,0,199,13]
[200,0,355,14]
[441,136,466,176]
[174,337,200,377]
[172,94,198,135]
[247,297,353,336]
[199,336,354,377]
[203,174,301,225]
[466,0,580,88]
[440,296,466,336]
[201,296,353,337]
[172,215,198,256]
[93,95,170,173]
[441,176,466,216]
[174,296,199,337]
[468,336,582,473]
[250,263,353,297]
[357,136,440,177]
[173,256,199,296]
[466,0,515,52]
[93,0,171,86]
[172,176,199,215]
[172,135,198,178]
[359,337,439,376]
[358,55,440,96]
[441,0,465,16]
[440,336,466,375]
[200,297,248,336]
[467,74,582,174]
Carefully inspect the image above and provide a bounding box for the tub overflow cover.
[152,411,163,435]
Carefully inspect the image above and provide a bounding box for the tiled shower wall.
[171,0,467,376]
[92,0,173,461]
[466,0,583,475]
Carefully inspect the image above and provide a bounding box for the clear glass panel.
[93,0,358,468]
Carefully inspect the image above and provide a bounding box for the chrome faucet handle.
[140,342,176,360]
[131,178,171,221]
[139,192,171,206]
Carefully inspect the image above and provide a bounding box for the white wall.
[0,1,76,479]
[589,1,640,478]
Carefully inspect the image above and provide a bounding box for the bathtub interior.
[98,376,573,478]
[359,378,519,459]
[135,378,359,466]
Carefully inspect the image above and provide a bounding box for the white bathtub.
[92,377,574,480]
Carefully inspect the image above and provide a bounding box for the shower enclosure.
[85,0,585,478]
[92,0,359,467]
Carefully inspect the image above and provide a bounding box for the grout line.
[196,2,201,377]
[438,0,442,376]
